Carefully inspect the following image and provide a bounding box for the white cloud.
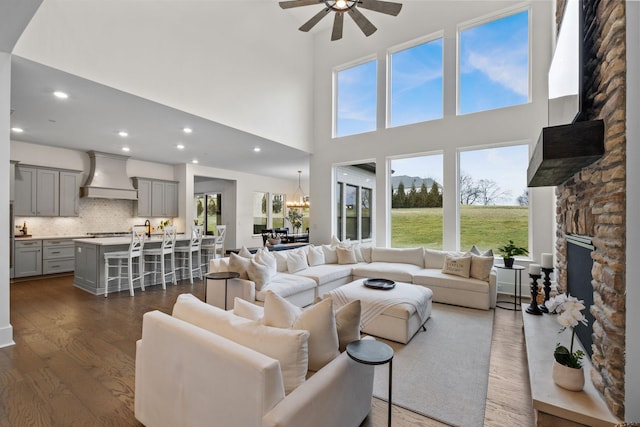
[466,47,528,97]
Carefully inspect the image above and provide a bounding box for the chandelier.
[287,171,310,209]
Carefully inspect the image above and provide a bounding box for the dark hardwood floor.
[0,276,533,426]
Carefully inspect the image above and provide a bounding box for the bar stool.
[143,226,177,289]
[201,225,226,273]
[103,227,146,297]
[174,226,203,285]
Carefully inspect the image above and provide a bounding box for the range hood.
[81,151,138,200]
[527,119,604,187]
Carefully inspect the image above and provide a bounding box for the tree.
[408,181,418,208]
[426,182,442,207]
[394,181,407,208]
[476,179,512,205]
[459,173,480,205]
[517,189,529,206]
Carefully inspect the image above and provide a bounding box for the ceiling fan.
[279,0,403,41]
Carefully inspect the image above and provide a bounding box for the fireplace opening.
[566,234,595,358]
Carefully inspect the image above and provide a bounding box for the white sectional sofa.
[135,294,375,427]
[208,245,497,311]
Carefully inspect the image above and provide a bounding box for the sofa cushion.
[413,269,490,293]
[335,300,361,352]
[172,293,309,394]
[273,251,289,272]
[247,252,277,291]
[469,254,494,282]
[307,245,325,266]
[321,245,338,264]
[424,248,464,269]
[233,297,264,321]
[263,291,340,372]
[352,262,423,283]
[229,252,251,279]
[287,250,309,273]
[256,273,317,302]
[336,246,358,265]
[371,247,424,267]
[442,254,472,278]
[295,264,353,286]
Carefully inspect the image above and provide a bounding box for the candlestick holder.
[539,267,553,313]
[526,274,543,315]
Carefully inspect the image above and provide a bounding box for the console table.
[522,305,620,426]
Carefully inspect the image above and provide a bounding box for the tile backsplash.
[14,198,168,236]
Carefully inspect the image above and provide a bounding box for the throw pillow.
[273,251,289,272]
[238,246,254,258]
[307,245,326,266]
[228,252,251,279]
[233,297,264,321]
[263,291,340,372]
[336,246,357,265]
[335,300,361,352]
[442,254,472,278]
[330,234,341,246]
[359,245,373,263]
[287,250,309,273]
[247,257,277,290]
[469,255,494,282]
[469,245,494,257]
[321,245,338,264]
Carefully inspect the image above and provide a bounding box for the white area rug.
[372,303,495,427]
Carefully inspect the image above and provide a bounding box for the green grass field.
[391,205,528,253]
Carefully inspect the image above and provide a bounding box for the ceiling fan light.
[335,0,348,9]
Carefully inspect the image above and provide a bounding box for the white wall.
[0,52,14,348]
[13,0,315,152]
[309,1,555,256]
[625,0,639,421]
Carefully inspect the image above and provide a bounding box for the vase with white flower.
[545,293,588,391]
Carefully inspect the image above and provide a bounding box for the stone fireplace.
[554,0,627,419]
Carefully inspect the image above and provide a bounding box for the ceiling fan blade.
[279,0,322,9]
[357,0,402,16]
[331,12,344,41]
[299,8,331,32]
[348,7,377,37]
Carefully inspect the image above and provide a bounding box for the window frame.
[386,31,445,129]
[456,5,532,116]
[252,192,287,236]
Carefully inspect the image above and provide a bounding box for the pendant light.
[286,171,310,209]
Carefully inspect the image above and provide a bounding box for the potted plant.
[287,209,304,235]
[545,293,588,391]
[497,240,528,268]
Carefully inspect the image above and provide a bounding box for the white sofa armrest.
[262,351,375,427]
[489,269,497,308]
[206,277,256,308]
[135,310,285,427]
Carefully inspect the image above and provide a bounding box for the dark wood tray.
[363,278,396,290]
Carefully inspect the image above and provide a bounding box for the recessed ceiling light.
[11,127,24,133]
[253,147,261,152]
[183,127,193,134]
[53,91,69,99]
[176,144,185,150]
[192,159,199,164]
[122,147,130,152]
[118,131,128,137]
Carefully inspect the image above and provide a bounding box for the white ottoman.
[328,279,433,344]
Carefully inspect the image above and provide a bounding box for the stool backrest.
[161,226,177,252]
[190,226,203,250]
[215,225,226,244]
[130,226,146,257]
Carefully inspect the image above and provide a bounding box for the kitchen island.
[73,234,216,296]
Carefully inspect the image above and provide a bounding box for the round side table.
[346,340,394,427]
[495,264,525,311]
[204,271,240,309]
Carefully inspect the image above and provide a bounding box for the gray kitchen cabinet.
[43,239,75,274]
[134,177,178,218]
[59,171,80,217]
[14,239,42,277]
[36,168,60,216]
[74,242,99,290]
[14,166,37,216]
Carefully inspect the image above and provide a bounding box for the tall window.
[345,184,358,240]
[335,165,374,241]
[389,37,443,127]
[459,145,529,252]
[361,187,372,239]
[336,182,343,240]
[390,154,443,249]
[194,193,221,235]
[335,59,377,137]
[253,192,267,234]
[459,9,530,115]
[272,194,285,228]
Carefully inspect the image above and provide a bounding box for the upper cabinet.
[14,165,80,217]
[133,178,178,218]
[59,171,80,217]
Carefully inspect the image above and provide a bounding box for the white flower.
[550,293,588,330]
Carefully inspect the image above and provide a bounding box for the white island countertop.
[73,234,215,246]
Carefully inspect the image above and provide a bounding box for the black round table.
[495,264,525,311]
[204,271,240,309]
[346,340,394,427]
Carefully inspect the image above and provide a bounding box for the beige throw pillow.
[321,245,338,264]
[469,255,494,282]
[335,300,361,352]
[336,246,357,265]
[228,252,250,279]
[263,291,340,372]
[247,258,276,290]
[442,254,472,278]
